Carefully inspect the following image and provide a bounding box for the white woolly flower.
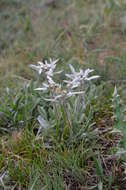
[64,64,100,89]
[30,58,59,76]
[35,76,60,92]
[32,60,100,104]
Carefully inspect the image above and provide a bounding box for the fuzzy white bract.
[30,58,59,76]
[64,64,100,89]
[30,59,100,102]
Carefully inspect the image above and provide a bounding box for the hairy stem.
[63,101,73,139]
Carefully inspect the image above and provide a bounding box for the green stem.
[63,101,73,139]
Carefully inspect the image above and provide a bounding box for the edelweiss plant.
[30,58,61,76]
[30,58,100,141]
[64,64,99,89]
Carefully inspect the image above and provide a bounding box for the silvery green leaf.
[43,98,58,102]
[79,113,85,123]
[63,80,71,84]
[123,162,126,175]
[6,87,10,95]
[38,106,47,119]
[54,70,63,74]
[69,64,76,74]
[65,73,73,79]
[44,94,63,102]
[115,148,126,157]
[110,128,122,134]
[86,75,100,81]
[67,91,84,97]
[113,86,120,98]
[55,94,64,99]
[37,115,49,129]
[71,82,80,89]
[43,83,49,88]
[34,87,47,91]
[98,181,103,190]
[74,96,79,113]
[120,13,126,31]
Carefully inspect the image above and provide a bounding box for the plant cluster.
[30,58,100,142]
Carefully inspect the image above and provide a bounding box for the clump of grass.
[0,82,40,134]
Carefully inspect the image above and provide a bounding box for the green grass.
[0,0,126,189]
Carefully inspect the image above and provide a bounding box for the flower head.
[35,75,60,92]
[64,64,100,89]
[33,60,100,104]
[30,58,59,76]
